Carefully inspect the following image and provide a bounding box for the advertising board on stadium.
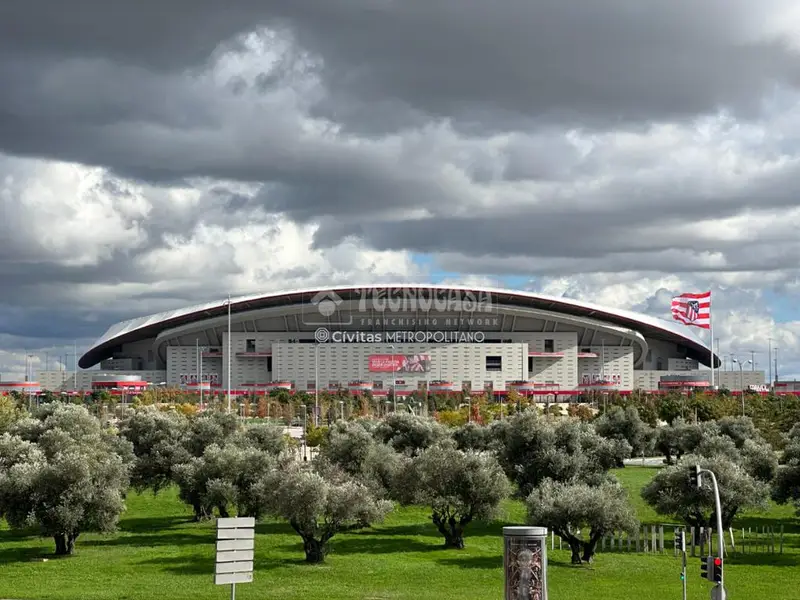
[368,354,432,373]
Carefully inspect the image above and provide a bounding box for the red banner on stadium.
[368,354,431,373]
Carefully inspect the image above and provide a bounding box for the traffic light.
[675,530,685,552]
[700,556,712,580]
[712,556,723,583]
[690,464,702,488]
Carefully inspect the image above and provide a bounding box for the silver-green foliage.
[172,442,280,521]
[593,406,655,458]
[396,444,509,549]
[493,410,624,495]
[772,427,800,513]
[527,478,638,564]
[261,463,393,563]
[118,407,191,494]
[0,404,131,555]
[372,413,449,456]
[317,420,406,498]
[641,453,770,530]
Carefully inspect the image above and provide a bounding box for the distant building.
[32,285,768,396]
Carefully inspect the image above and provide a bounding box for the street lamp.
[26,354,34,410]
[299,403,307,460]
[731,358,752,416]
[315,343,319,427]
[226,295,232,414]
[339,400,344,421]
[389,344,397,412]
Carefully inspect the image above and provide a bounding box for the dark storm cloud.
[262,0,800,126]
[6,0,789,126]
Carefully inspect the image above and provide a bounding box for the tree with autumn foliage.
[256,397,268,418]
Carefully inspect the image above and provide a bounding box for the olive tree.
[641,453,770,531]
[527,478,638,564]
[772,432,800,513]
[372,413,449,456]
[317,420,406,498]
[395,444,509,549]
[263,464,392,563]
[452,422,492,452]
[493,411,622,495]
[173,443,278,520]
[0,405,131,555]
[118,407,191,494]
[239,423,288,455]
[183,410,240,457]
[593,406,655,462]
[655,418,704,465]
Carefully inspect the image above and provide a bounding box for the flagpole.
[710,302,715,390]
[227,294,232,414]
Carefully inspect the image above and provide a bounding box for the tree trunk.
[302,537,327,563]
[443,528,465,549]
[432,512,470,549]
[53,532,79,556]
[581,533,601,563]
[217,504,230,518]
[568,540,582,564]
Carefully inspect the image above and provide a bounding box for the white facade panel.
[36,370,167,391]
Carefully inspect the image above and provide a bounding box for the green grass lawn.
[1,467,799,600]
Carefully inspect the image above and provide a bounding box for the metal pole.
[73,341,78,393]
[768,338,773,387]
[315,343,319,427]
[227,295,232,414]
[195,338,199,390]
[739,364,744,416]
[704,469,726,594]
[199,345,204,409]
[28,354,34,407]
[750,350,755,371]
[231,582,235,600]
[679,530,687,600]
[775,347,779,382]
[710,312,715,389]
[389,344,397,412]
[601,338,605,380]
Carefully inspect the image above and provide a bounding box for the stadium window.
[544,339,555,353]
[528,356,534,372]
[266,357,272,371]
[246,339,256,353]
[147,350,154,363]
[646,350,652,363]
[581,348,591,354]
[486,356,502,371]
[373,381,383,389]
[656,357,664,370]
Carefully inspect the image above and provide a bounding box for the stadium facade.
[33,285,766,396]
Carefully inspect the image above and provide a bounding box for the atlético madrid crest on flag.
[671,291,711,329]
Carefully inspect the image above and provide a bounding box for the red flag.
[671,291,711,329]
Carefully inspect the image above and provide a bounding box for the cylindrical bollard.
[503,526,548,600]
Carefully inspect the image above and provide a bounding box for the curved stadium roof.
[79,284,717,369]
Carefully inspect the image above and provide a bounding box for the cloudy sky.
[2,0,799,381]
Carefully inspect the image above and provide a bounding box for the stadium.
[30,284,768,397]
